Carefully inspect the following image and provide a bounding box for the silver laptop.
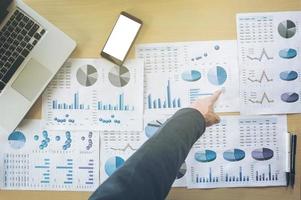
[0,0,76,135]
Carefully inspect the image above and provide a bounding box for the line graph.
[247,71,273,83]
[249,92,274,104]
[110,143,137,152]
[246,48,273,62]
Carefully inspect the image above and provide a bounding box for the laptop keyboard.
[0,8,46,93]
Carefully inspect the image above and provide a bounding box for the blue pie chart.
[252,148,274,161]
[223,148,245,162]
[279,48,297,59]
[279,70,298,81]
[281,92,299,103]
[8,131,26,149]
[195,150,217,162]
[145,120,165,138]
[207,66,227,85]
[181,70,202,82]
[105,156,125,176]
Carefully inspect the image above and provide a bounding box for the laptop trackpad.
[11,58,52,101]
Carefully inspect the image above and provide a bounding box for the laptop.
[0,0,76,135]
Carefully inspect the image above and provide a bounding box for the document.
[186,115,288,188]
[100,113,189,187]
[0,120,100,191]
[99,131,147,183]
[42,59,144,131]
[237,11,301,114]
[136,40,239,114]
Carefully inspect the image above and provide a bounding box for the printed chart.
[136,40,239,114]
[0,120,100,191]
[237,11,301,114]
[186,115,288,188]
[42,59,144,131]
[100,131,146,182]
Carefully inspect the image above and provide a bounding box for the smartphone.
[101,11,143,66]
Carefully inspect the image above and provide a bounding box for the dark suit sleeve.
[89,108,206,200]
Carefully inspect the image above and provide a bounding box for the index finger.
[209,90,222,104]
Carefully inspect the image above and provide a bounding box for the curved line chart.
[110,143,137,152]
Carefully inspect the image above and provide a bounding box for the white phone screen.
[103,14,141,61]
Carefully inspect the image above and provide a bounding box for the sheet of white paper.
[99,131,147,183]
[186,115,288,188]
[42,58,144,131]
[136,40,239,114]
[0,120,100,191]
[237,11,301,114]
[99,113,189,188]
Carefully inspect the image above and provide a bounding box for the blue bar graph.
[196,168,219,183]
[97,93,134,111]
[225,167,250,182]
[52,92,90,110]
[34,158,50,184]
[189,88,213,103]
[147,80,181,109]
[78,159,95,185]
[56,159,73,184]
[255,164,278,181]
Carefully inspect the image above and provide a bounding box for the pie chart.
[108,65,130,87]
[251,148,274,161]
[105,156,125,176]
[76,64,98,87]
[181,70,202,82]
[145,120,165,138]
[281,92,299,103]
[278,20,296,38]
[176,162,187,179]
[223,148,245,162]
[280,70,298,81]
[207,66,227,85]
[8,131,26,149]
[279,48,297,59]
[194,150,217,162]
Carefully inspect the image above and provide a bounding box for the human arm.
[89,91,221,200]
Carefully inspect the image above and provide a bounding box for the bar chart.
[52,92,90,110]
[255,164,279,181]
[189,88,213,103]
[97,93,134,111]
[147,80,181,109]
[78,159,95,185]
[225,166,250,182]
[195,168,219,183]
[56,159,74,185]
[35,158,51,184]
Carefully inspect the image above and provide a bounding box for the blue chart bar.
[78,159,94,185]
[52,92,90,110]
[225,166,250,182]
[256,164,278,181]
[189,89,213,103]
[196,168,219,183]
[97,93,134,111]
[147,80,181,109]
[56,159,73,184]
[35,158,50,184]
